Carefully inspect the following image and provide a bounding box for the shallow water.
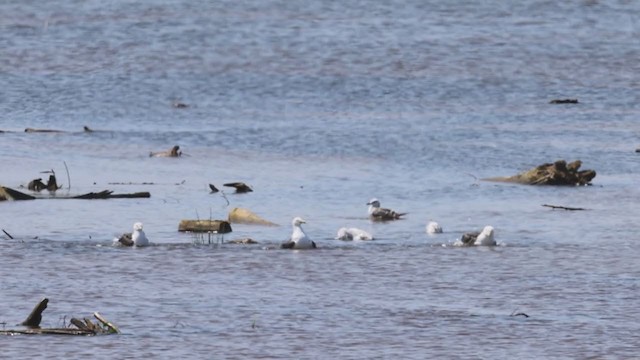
[2,0,640,358]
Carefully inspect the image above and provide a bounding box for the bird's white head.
[367,198,380,207]
[292,217,306,226]
[133,222,144,231]
[480,226,494,238]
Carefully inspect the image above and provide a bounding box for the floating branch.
[0,298,119,336]
[542,204,587,211]
[178,220,232,233]
[1,186,149,201]
[72,190,151,199]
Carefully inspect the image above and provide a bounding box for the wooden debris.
[179,219,232,233]
[21,298,48,328]
[542,204,587,211]
[1,186,36,201]
[72,190,151,199]
[93,312,120,334]
[1,298,119,336]
[1,186,149,201]
[484,160,596,186]
[228,207,278,226]
[549,99,578,104]
[24,128,64,133]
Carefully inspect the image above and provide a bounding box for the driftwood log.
[71,190,151,199]
[1,186,36,201]
[0,186,149,201]
[227,207,278,226]
[179,220,232,233]
[1,298,119,336]
[484,160,596,186]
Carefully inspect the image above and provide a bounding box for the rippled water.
[2,0,640,358]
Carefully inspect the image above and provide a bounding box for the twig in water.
[220,191,230,207]
[2,229,14,239]
[542,204,586,211]
[510,309,529,318]
[63,161,71,190]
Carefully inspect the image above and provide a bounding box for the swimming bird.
[367,198,406,221]
[224,182,253,193]
[426,221,443,234]
[281,217,316,249]
[209,184,219,193]
[149,145,182,157]
[115,222,150,247]
[458,225,496,246]
[335,227,374,241]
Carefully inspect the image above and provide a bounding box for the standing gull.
[457,225,496,246]
[281,217,317,249]
[367,198,406,221]
[114,222,150,247]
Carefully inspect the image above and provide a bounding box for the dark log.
[21,298,48,328]
[0,328,96,336]
[549,99,579,104]
[24,128,64,133]
[178,220,232,233]
[1,299,119,336]
[1,186,149,201]
[1,186,36,201]
[484,160,596,186]
[542,204,587,211]
[72,190,151,199]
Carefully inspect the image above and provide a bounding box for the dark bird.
[27,178,47,191]
[224,182,253,193]
[209,184,219,193]
[366,198,406,221]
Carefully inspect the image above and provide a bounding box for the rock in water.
[484,160,595,186]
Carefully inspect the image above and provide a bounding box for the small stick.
[2,229,14,239]
[542,204,586,211]
[63,161,71,190]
